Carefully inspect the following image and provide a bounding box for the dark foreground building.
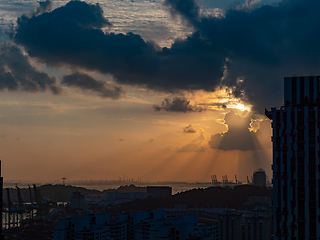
[266,76,320,240]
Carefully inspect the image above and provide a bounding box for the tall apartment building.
[243,207,271,240]
[253,169,267,187]
[266,76,320,240]
[217,210,242,240]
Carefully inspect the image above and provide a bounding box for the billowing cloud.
[34,0,54,16]
[0,43,61,94]
[153,98,202,113]
[61,71,124,99]
[208,111,271,151]
[183,124,197,133]
[12,0,320,112]
[177,129,206,152]
[177,143,206,152]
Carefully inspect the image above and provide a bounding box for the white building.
[52,214,111,240]
[73,222,127,240]
[266,76,320,239]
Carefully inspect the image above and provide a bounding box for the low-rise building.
[103,191,149,205]
[52,210,218,240]
[52,214,110,240]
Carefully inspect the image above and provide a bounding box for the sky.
[0,0,316,183]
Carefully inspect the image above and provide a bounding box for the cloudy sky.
[1,0,315,183]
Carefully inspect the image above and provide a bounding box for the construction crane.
[28,185,34,220]
[33,184,43,205]
[6,188,11,228]
[16,186,24,208]
[28,185,33,204]
[211,175,218,184]
[222,175,228,184]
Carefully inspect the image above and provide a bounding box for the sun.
[227,103,251,112]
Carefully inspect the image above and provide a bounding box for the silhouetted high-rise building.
[253,169,267,187]
[266,76,320,240]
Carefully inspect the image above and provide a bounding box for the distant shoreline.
[3,181,272,196]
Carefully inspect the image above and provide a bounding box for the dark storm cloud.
[13,0,225,93]
[153,98,203,113]
[183,124,197,133]
[13,0,320,111]
[61,71,124,99]
[208,111,271,151]
[0,43,61,94]
[163,0,200,25]
[165,0,320,112]
[34,0,53,16]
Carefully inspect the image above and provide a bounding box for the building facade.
[266,76,320,240]
[243,207,271,240]
[70,192,87,210]
[217,210,242,240]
